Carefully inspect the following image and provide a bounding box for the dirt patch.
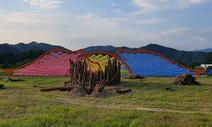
[69,86,88,97]
[69,83,130,98]
[89,90,107,98]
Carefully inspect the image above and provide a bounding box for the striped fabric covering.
[118,52,194,76]
[13,51,82,76]
[88,54,112,72]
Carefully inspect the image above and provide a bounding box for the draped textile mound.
[1,48,197,76]
[88,54,112,72]
[209,69,212,75]
[118,52,194,76]
[13,51,82,76]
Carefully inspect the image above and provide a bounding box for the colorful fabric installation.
[14,51,82,76]
[209,69,212,75]
[1,48,197,76]
[88,54,112,72]
[118,52,194,76]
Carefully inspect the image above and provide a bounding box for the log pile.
[40,87,74,92]
[68,58,121,95]
[173,73,199,85]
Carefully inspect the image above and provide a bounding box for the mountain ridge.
[195,48,212,52]
[0,41,65,54]
[0,42,211,68]
[83,44,209,65]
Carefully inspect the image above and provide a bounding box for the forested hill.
[83,44,212,67]
[0,42,212,69]
[142,44,208,66]
[0,41,64,54]
[0,42,65,68]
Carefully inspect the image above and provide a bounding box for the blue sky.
[0,0,212,50]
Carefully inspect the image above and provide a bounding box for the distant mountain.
[84,44,209,66]
[0,42,211,68]
[0,41,65,54]
[0,42,66,68]
[83,45,117,54]
[141,44,207,65]
[195,48,212,52]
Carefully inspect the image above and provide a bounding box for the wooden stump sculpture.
[69,58,121,95]
[41,58,121,96]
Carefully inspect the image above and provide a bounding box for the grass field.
[0,71,7,76]
[0,76,211,127]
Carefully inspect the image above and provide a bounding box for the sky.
[0,0,212,50]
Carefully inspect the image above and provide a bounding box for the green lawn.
[0,71,7,76]
[0,76,211,127]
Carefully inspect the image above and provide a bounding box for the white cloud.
[135,17,162,24]
[81,13,119,27]
[0,12,47,25]
[111,3,116,6]
[22,0,61,9]
[190,0,208,4]
[0,12,122,49]
[0,11,211,50]
[112,8,123,13]
[132,0,208,14]
[161,28,189,36]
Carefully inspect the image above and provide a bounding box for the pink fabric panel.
[14,51,82,76]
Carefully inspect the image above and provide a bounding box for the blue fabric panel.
[209,69,212,75]
[119,53,194,76]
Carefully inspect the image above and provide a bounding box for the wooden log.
[7,77,23,82]
[117,61,121,84]
[104,66,107,81]
[64,80,71,85]
[0,84,6,89]
[116,89,131,94]
[41,87,75,92]
[106,60,111,83]
[97,70,100,81]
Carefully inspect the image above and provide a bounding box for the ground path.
[60,98,212,115]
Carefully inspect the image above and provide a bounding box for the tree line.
[0,50,212,69]
[0,50,45,69]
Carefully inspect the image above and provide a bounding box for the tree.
[188,62,200,69]
[205,52,212,64]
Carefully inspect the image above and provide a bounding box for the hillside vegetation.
[0,42,212,69]
[0,50,45,69]
[83,44,212,67]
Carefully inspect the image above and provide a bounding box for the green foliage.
[0,70,7,76]
[205,52,212,64]
[0,50,45,69]
[188,62,201,69]
[0,77,211,126]
[144,44,207,66]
